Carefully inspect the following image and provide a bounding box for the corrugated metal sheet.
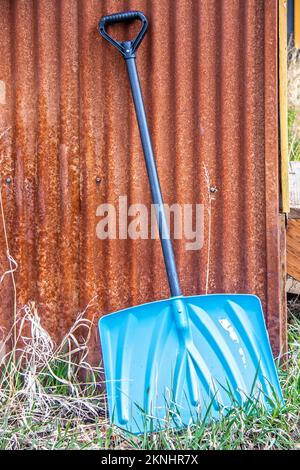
[0,0,285,359]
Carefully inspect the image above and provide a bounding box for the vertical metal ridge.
[219,0,243,292]
[190,0,202,294]
[194,0,218,294]
[213,0,225,294]
[94,0,111,316]
[78,0,97,329]
[195,1,209,295]
[236,0,248,293]
[0,0,15,330]
[36,0,61,337]
[58,0,80,333]
[104,0,132,312]
[13,0,37,311]
[241,0,267,297]
[77,0,109,362]
[174,0,195,293]
[263,0,281,354]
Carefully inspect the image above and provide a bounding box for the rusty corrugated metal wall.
[0,0,286,359]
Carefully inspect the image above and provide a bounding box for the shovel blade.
[99,294,282,434]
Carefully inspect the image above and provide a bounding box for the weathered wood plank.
[287,218,300,281]
[289,208,300,219]
[295,0,300,49]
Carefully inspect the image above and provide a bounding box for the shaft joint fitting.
[122,41,136,60]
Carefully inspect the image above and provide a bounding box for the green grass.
[288,44,300,161]
[0,303,299,450]
[288,108,300,161]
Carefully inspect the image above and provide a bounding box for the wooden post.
[279,0,290,213]
[295,0,300,48]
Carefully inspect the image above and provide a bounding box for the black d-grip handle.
[99,11,148,58]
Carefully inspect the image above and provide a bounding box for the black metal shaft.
[125,57,182,297]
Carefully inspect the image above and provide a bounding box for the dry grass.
[0,302,111,450]
[0,301,299,450]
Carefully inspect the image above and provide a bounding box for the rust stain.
[0,0,285,359]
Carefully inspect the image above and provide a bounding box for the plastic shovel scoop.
[98,11,282,434]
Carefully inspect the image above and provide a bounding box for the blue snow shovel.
[98,11,282,434]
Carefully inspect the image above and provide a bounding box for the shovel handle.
[99,11,148,58]
[98,11,182,297]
